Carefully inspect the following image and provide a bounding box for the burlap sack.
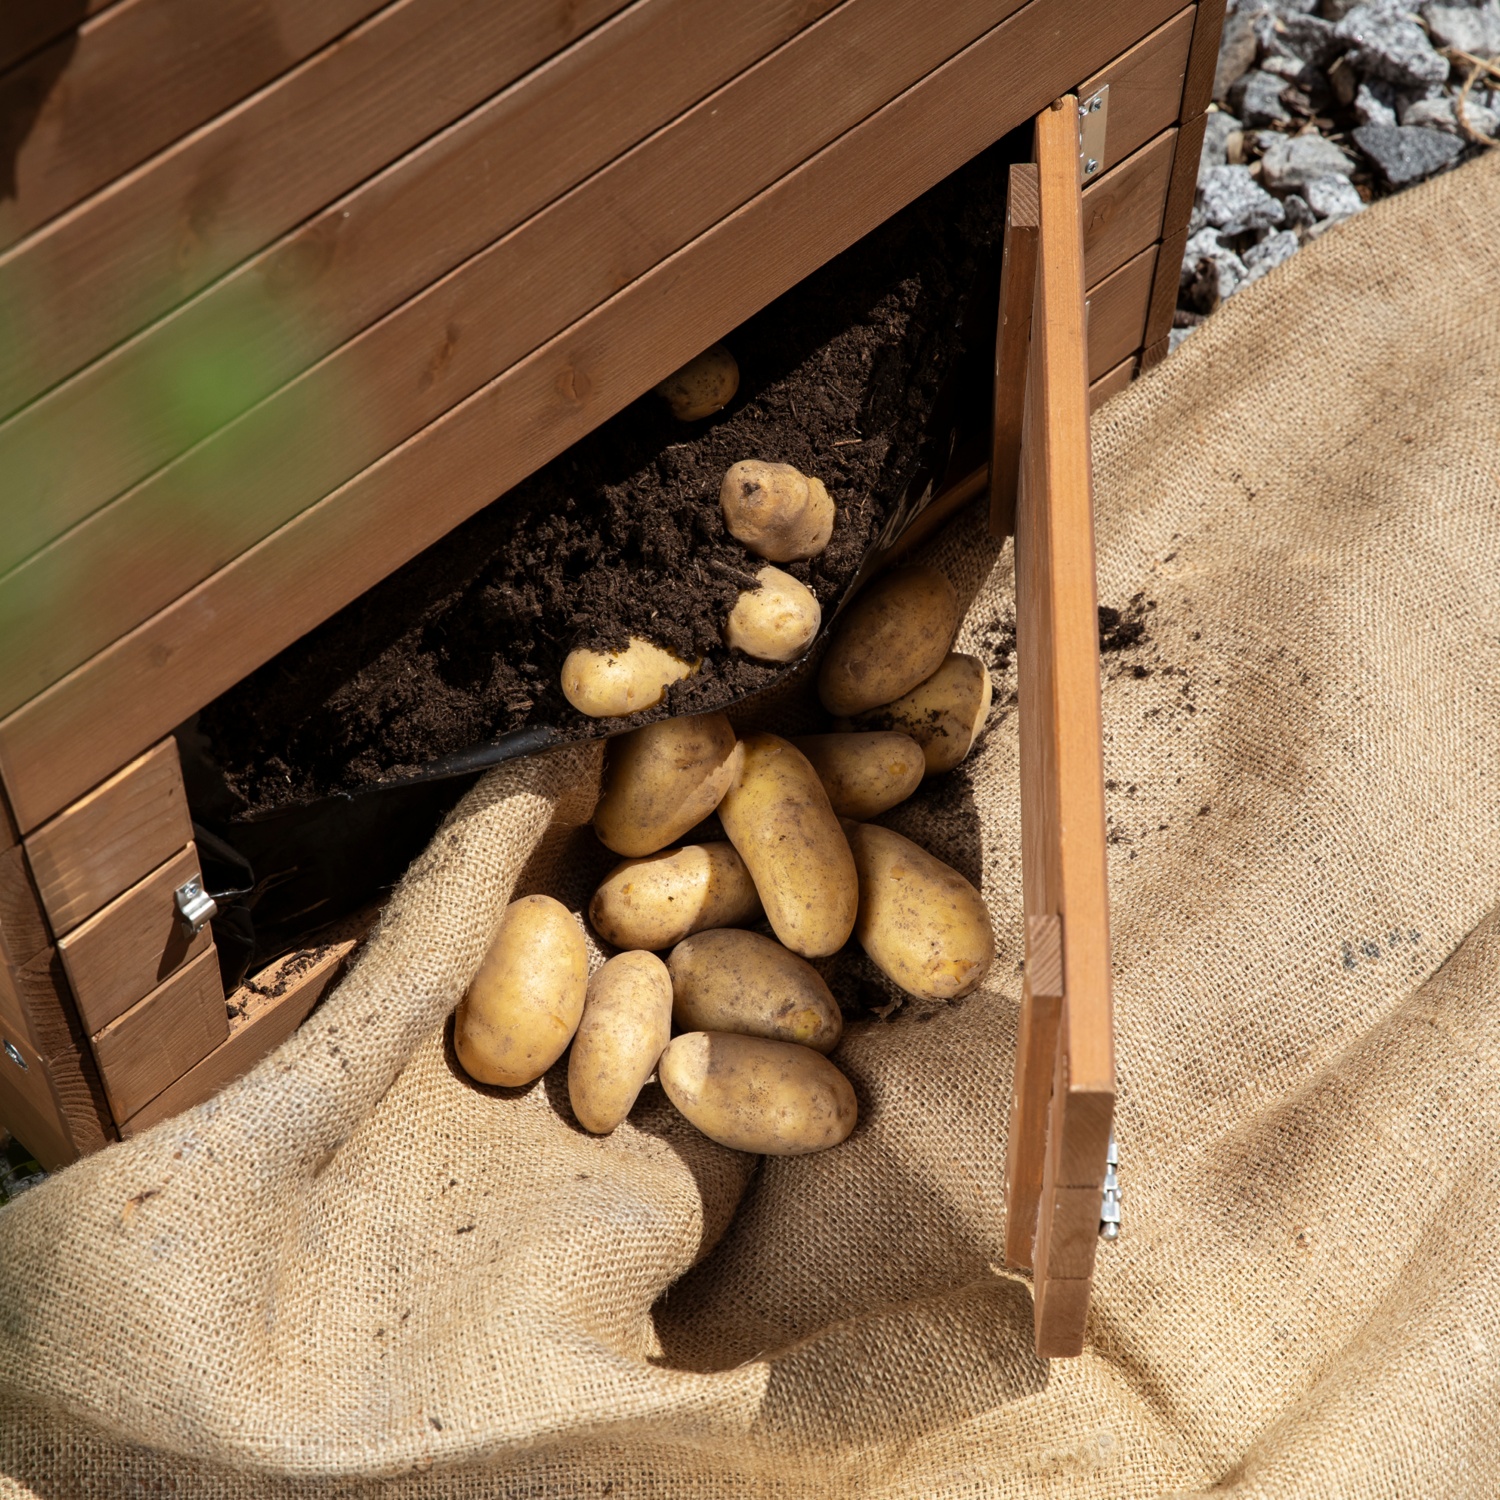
[3,150,1499,1498]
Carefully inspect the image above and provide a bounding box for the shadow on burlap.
[3,152,1499,1499]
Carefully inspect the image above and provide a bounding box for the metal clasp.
[1079,85,1109,181]
[3,1039,26,1072]
[1099,1130,1120,1240]
[174,876,218,937]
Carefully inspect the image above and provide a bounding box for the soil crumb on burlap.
[196,139,1022,818]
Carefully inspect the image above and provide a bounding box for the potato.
[567,951,673,1133]
[845,822,994,1001]
[560,637,696,719]
[724,565,821,663]
[817,565,958,716]
[719,460,835,562]
[840,653,992,775]
[655,343,739,421]
[454,894,588,1086]
[593,712,741,857]
[589,843,761,950]
[716,733,858,958]
[668,928,842,1053]
[658,1032,857,1154]
[791,731,925,819]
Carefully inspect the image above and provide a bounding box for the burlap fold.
[2,151,1498,1498]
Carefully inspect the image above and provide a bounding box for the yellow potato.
[567,950,673,1134]
[668,928,842,1053]
[817,565,958,716]
[724,565,821,663]
[589,843,762,950]
[655,343,739,421]
[845,822,995,1000]
[841,653,993,775]
[791,731,926,818]
[719,460,835,562]
[716,733,858,958]
[658,1032,857,1154]
[454,894,588,1086]
[593,712,741,857]
[560,637,696,719]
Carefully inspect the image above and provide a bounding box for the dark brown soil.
[196,136,1024,818]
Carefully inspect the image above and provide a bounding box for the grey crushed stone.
[1259,133,1357,189]
[1402,93,1500,136]
[1231,69,1297,124]
[1353,121,1467,182]
[1303,174,1367,216]
[1334,5,1452,89]
[1192,165,1288,234]
[1423,0,1500,54]
[1201,110,1245,170]
[1242,228,1302,279]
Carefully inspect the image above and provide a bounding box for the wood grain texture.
[1086,241,1159,382]
[0,0,116,75]
[0,781,17,849]
[0,0,853,590]
[1089,354,1137,409]
[0,0,387,251]
[119,933,359,1136]
[1081,127,1176,288]
[1145,221,1193,357]
[1183,0,1228,122]
[1032,1272,1093,1356]
[23,739,190,926]
[1140,332,1173,371]
[0,1022,77,1170]
[89,944,225,1123]
[990,163,1039,541]
[0,0,1185,831]
[1076,6,1195,174]
[0,0,1046,709]
[59,842,210,1034]
[0,0,630,418]
[0,842,49,965]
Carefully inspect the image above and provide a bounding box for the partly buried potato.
[589,842,761,951]
[454,894,588,1086]
[841,652,992,775]
[719,459,835,562]
[560,637,696,719]
[817,565,959,716]
[845,822,994,1001]
[668,928,842,1053]
[792,730,926,819]
[655,343,739,421]
[567,951,673,1134]
[724,565,821,663]
[593,712,741,857]
[658,1031,857,1154]
[716,733,858,958]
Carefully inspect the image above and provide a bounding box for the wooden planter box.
[0,0,1223,1336]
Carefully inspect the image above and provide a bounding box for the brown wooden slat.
[1076,6,1194,174]
[0,780,17,849]
[23,739,190,926]
[0,0,389,252]
[1089,354,1137,409]
[0,0,116,75]
[0,1022,77,1170]
[1140,332,1173,371]
[0,0,1185,831]
[1146,221,1193,359]
[990,164,1040,541]
[1081,127,1176,288]
[0,0,1038,700]
[0,0,631,419]
[120,934,359,1136]
[1182,0,1228,121]
[0,842,48,966]
[89,945,225,1123]
[1086,242,1159,383]
[58,843,210,1034]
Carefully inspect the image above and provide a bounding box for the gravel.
[1173,0,1497,339]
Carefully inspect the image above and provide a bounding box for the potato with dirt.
[844,821,994,1000]
[724,565,821,663]
[817,565,959,716]
[589,843,761,951]
[791,730,926,818]
[454,895,588,1086]
[593,712,741,857]
[716,733,858,957]
[560,637,697,719]
[840,653,992,774]
[655,343,739,421]
[667,928,842,1053]
[658,1031,858,1154]
[719,460,835,562]
[567,950,673,1133]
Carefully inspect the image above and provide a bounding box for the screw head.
[1085,158,1099,174]
[3,1039,26,1071]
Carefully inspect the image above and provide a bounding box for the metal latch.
[1099,1130,1120,1240]
[174,876,218,937]
[1079,84,1109,181]
[3,1039,27,1072]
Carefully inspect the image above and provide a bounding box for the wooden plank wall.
[0,0,1195,831]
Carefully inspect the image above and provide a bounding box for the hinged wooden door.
[992,97,1116,1359]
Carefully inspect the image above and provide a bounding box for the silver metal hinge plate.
[1099,1129,1121,1240]
[1079,84,1109,182]
[174,876,218,937]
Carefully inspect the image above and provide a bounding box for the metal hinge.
[1079,84,1109,182]
[1099,1130,1121,1240]
[174,876,218,937]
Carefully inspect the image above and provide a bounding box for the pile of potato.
[457,500,997,1157]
